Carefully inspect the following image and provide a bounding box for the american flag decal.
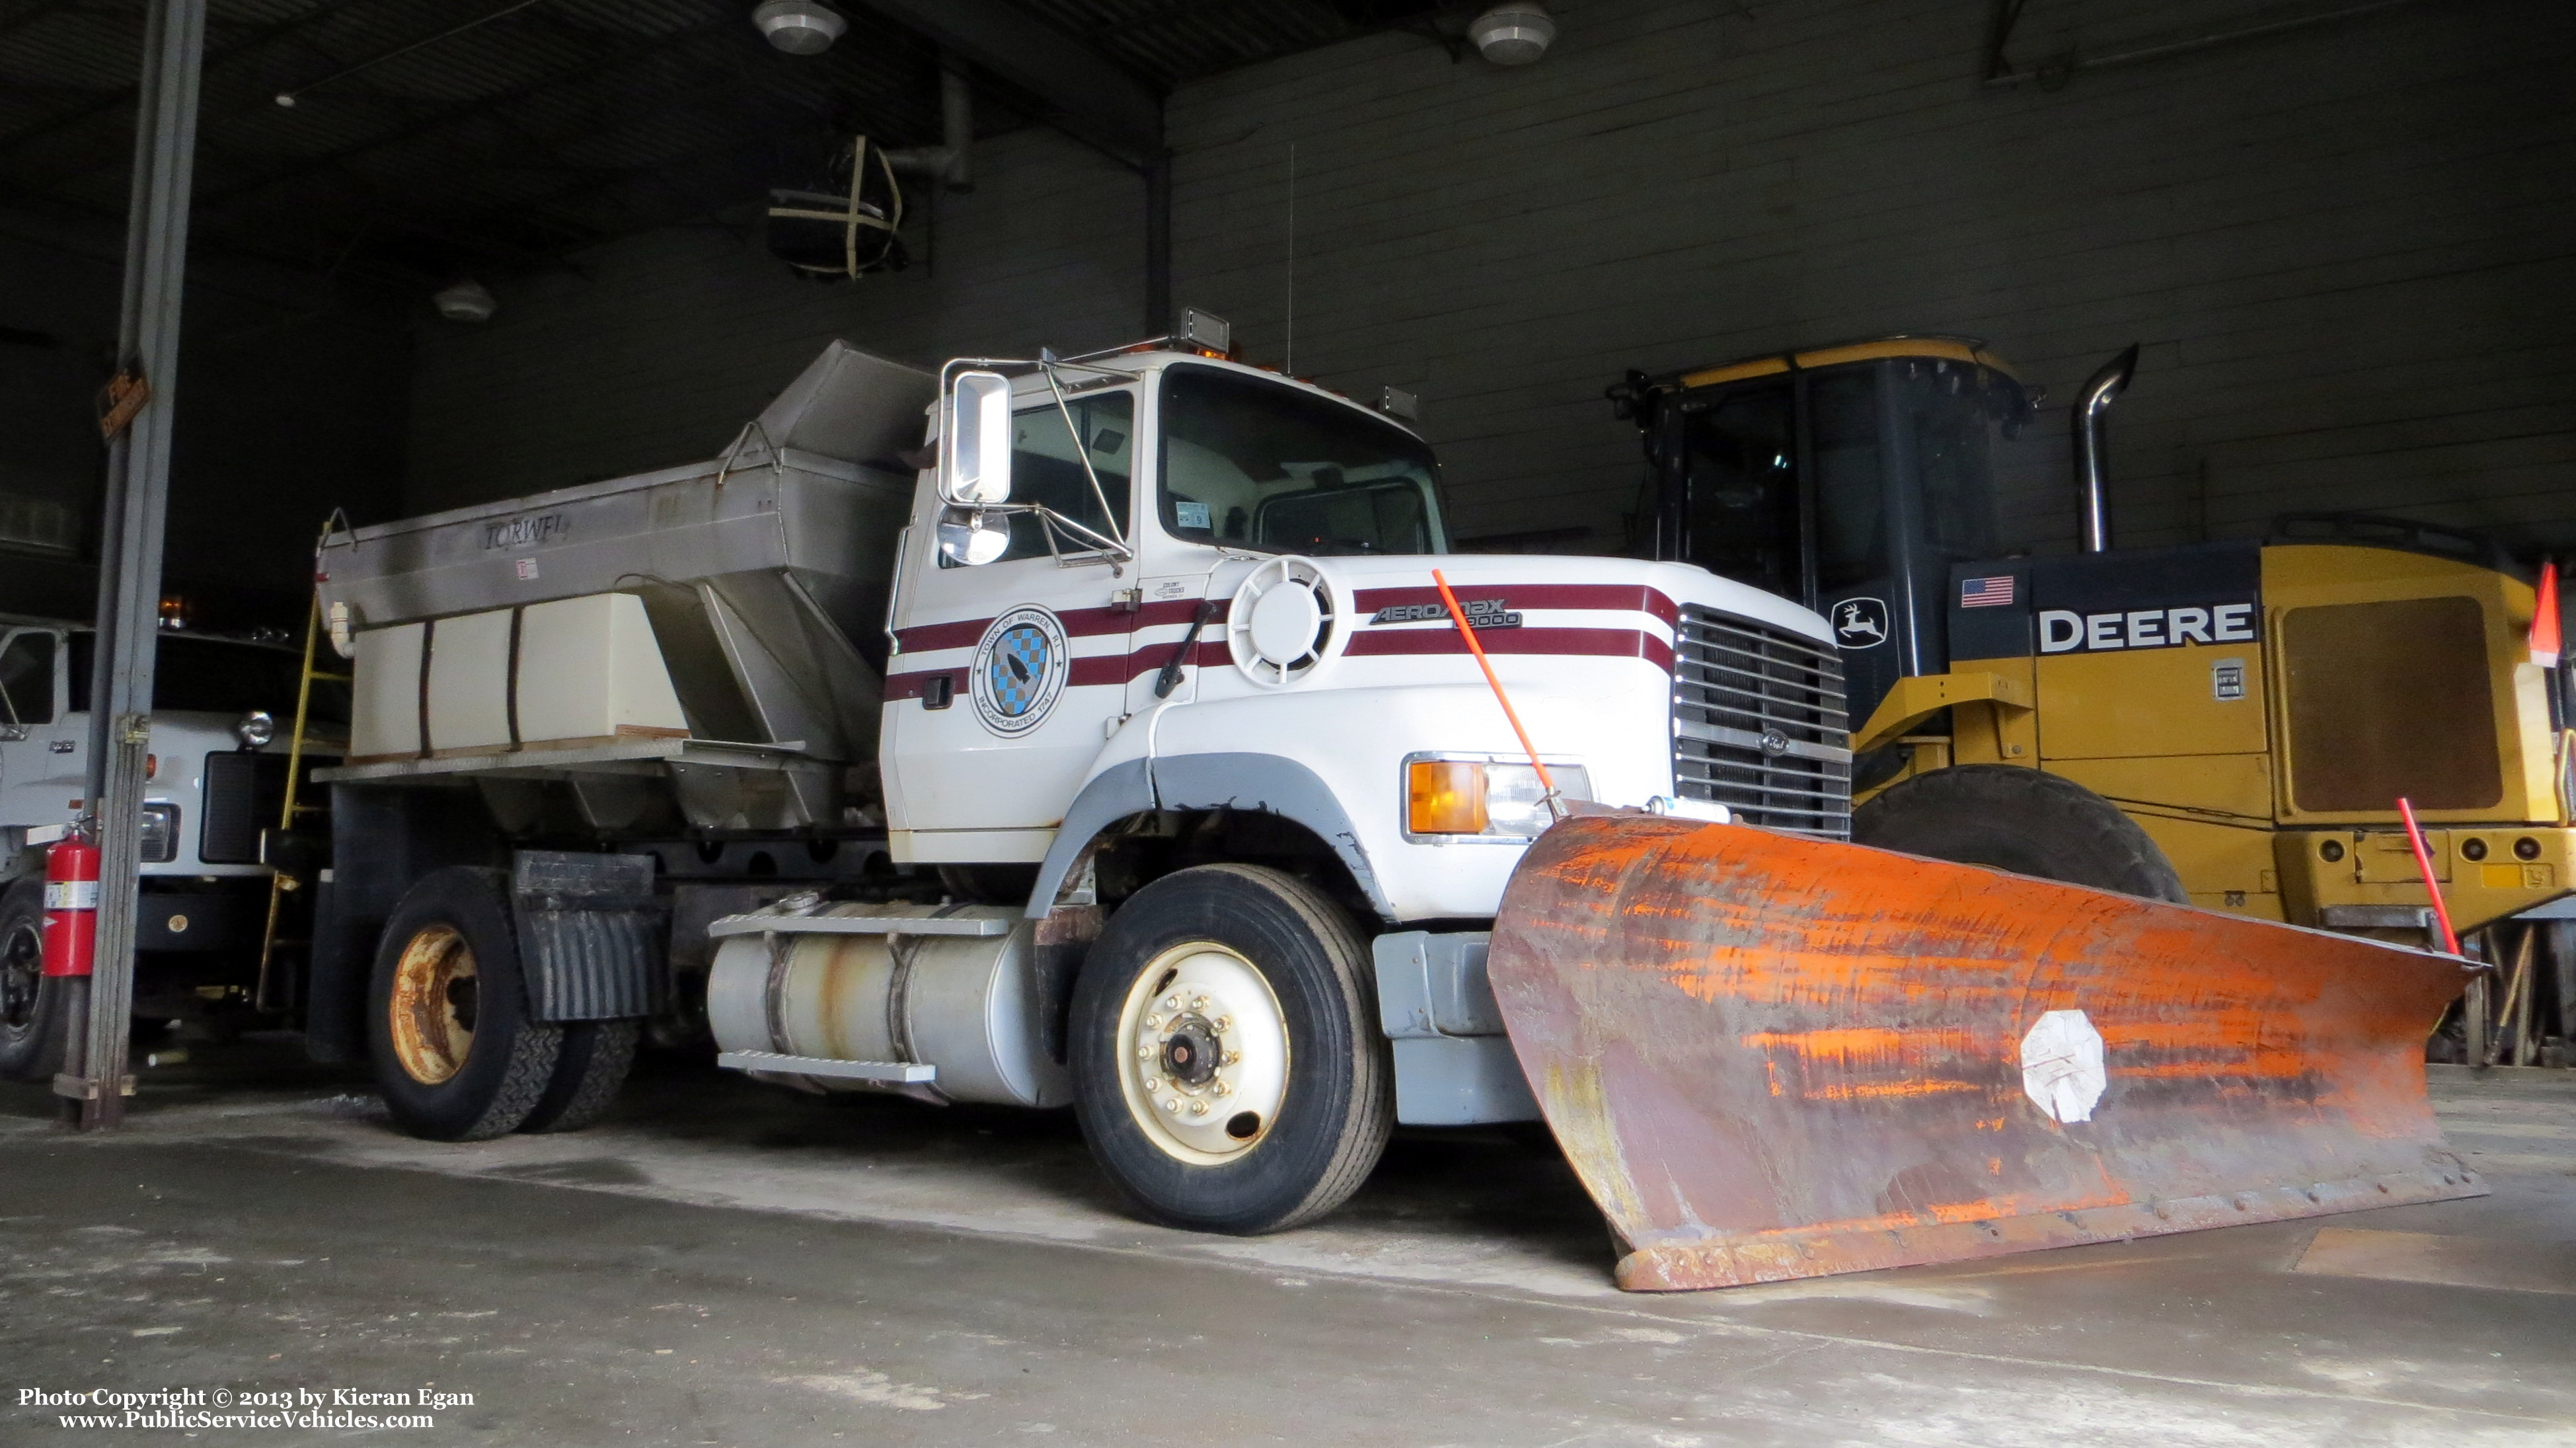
[1959,576,2016,609]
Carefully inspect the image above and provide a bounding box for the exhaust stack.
[2073,344,2140,553]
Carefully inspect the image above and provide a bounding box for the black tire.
[0,877,64,1083]
[1071,864,1392,1235]
[367,867,562,1141]
[517,1018,640,1134]
[1852,764,2189,903]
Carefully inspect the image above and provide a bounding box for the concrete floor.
[3,1046,2573,1447]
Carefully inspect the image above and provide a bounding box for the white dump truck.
[308,318,1850,1231]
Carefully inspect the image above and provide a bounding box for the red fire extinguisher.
[43,834,100,979]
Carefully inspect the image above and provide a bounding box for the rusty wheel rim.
[388,924,477,1085]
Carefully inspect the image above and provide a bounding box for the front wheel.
[1071,864,1392,1235]
[0,877,64,1083]
[1853,763,2189,902]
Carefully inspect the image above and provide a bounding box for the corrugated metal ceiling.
[0,0,1443,288]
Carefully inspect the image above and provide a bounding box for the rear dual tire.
[367,868,635,1141]
[0,877,64,1085]
[1071,864,1392,1235]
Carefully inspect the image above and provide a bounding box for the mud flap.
[1487,814,2487,1291]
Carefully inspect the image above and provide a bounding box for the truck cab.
[0,623,336,1081]
[311,324,1851,1235]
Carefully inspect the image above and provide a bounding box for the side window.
[1811,370,1887,592]
[1680,383,1800,601]
[944,391,1134,566]
[0,631,56,726]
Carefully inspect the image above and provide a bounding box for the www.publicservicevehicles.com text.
[20,1386,469,1431]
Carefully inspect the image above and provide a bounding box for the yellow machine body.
[1856,542,2574,934]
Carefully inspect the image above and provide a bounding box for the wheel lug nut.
[1213,1016,1231,1032]
[1164,995,1181,1009]
[1163,1098,1181,1113]
[1137,1046,1155,1061]
[1143,1077,1162,1092]
[1191,996,1209,1011]
[1221,1050,1240,1065]
[1145,1013,1164,1029]
[1213,1081,1232,1096]
[1189,1100,1210,1116]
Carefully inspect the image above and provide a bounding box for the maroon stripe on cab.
[1067,656,1129,687]
[1349,583,1680,628]
[1344,627,1675,673]
[895,619,988,654]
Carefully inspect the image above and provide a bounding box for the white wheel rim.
[1114,941,1290,1164]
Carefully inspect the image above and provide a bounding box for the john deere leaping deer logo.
[971,605,1069,736]
[1832,597,1889,649]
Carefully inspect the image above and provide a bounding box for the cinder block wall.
[1165,0,2576,556]
[402,0,2575,558]
[401,128,1150,513]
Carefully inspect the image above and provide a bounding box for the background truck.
[303,320,1849,1231]
[0,619,334,1082]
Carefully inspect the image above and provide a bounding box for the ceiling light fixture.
[433,280,497,323]
[1468,2,1556,65]
[752,1,848,55]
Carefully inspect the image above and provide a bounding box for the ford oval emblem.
[1759,728,1790,756]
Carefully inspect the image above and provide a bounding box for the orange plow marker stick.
[1487,814,2488,1291]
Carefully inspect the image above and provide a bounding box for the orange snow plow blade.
[1488,814,2487,1291]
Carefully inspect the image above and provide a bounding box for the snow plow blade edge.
[1487,814,2487,1291]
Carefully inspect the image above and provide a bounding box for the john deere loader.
[1610,337,2576,943]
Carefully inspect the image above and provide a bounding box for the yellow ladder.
[254,555,352,1011]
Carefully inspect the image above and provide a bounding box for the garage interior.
[5,0,2576,1443]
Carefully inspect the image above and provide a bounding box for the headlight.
[139,804,180,863]
[1404,757,1589,840]
[235,710,277,749]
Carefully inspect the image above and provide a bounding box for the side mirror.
[938,371,1014,506]
[936,506,1010,567]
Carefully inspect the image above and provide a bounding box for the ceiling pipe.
[2072,344,2140,553]
[885,62,973,192]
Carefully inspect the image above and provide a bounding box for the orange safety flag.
[2534,559,2561,668]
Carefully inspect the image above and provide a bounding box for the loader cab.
[1615,338,2033,730]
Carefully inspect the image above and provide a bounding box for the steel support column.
[1144,149,1170,336]
[62,0,208,1129]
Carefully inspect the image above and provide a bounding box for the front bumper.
[135,884,268,952]
[2276,826,2575,936]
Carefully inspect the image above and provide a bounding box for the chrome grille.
[1671,607,1852,837]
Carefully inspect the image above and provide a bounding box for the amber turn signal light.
[1408,760,1489,835]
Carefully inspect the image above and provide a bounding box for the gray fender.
[1025,752,1392,920]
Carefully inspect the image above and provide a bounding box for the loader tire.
[1071,864,1393,1235]
[517,1018,640,1134]
[367,868,562,1142]
[0,877,65,1084]
[1852,764,2189,903]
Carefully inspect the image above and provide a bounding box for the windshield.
[71,632,350,724]
[1894,357,2013,564]
[1158,365,1447,556]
